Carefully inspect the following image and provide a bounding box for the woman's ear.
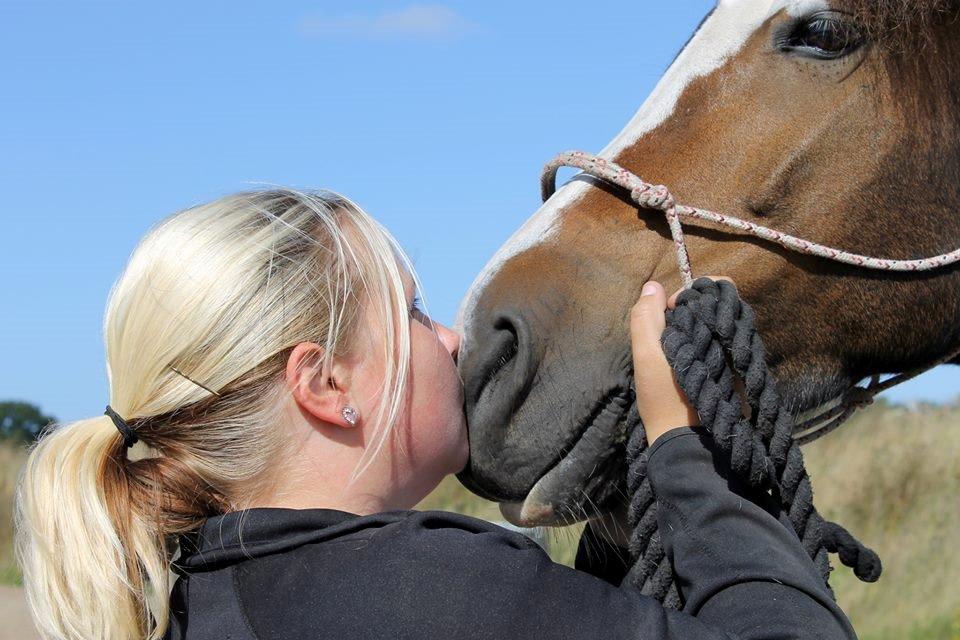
[286,342,358,428]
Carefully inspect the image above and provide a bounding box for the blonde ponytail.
[17,416,194,639]
[15,189,420,639]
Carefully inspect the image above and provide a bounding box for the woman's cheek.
[423,369,467,474]
[408,324,467,473]
[443,370,469,472]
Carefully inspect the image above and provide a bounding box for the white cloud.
[298,5,477,41]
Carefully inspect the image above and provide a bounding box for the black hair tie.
[104,405,139,449]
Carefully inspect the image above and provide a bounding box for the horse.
[455,0,960,540]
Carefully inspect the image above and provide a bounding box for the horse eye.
[779,13,864,59]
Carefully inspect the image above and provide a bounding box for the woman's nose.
[435,322,461,362]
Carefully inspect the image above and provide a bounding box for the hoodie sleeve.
[638,425,857,639]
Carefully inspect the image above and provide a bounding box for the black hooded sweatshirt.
[164,427,857,639]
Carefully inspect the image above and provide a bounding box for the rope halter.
[541,150,960,443]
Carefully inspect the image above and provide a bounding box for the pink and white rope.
[541,150,960,442]
[542,151,960,287]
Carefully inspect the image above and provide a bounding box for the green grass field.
[2,400,958,638]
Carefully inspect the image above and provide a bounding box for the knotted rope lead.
[542,151,960,278]
[623,277,882,608]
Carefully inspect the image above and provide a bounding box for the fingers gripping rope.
[624,277,882,609]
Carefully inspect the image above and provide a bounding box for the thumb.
[630,281,701,443]
[630,281,668,357]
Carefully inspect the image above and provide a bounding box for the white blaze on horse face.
[456,0,829,335]
[603,0,829,157]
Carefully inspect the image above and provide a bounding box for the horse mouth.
[499,387,635,527]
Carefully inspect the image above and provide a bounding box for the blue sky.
[2,1,958,422]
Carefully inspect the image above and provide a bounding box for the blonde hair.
[14,189,421,640]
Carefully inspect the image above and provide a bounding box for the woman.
[15,189,855,640]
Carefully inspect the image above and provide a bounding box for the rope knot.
[632,184,675,211]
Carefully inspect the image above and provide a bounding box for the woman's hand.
[630,277,734,445]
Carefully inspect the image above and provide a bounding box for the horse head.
[456,0,960,527]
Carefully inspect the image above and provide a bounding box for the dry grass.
[0,401,957,638]
[803,400,960,640]
[0,445,24,586]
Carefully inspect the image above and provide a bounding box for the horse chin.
[497,388,634,528]
[496,459,619,527]
[498,473,575,528]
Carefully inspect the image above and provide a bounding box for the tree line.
[0,401,56,445]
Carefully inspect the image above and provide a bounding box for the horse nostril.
[464,310,530,409]
[458,307,539,500]
[483,319,519,393]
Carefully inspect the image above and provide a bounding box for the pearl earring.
[341,406,359,425]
